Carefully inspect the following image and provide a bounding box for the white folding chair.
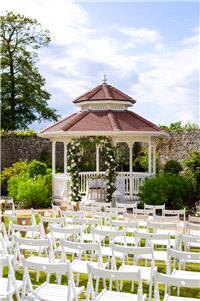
[154,270,200,301]
[148,221,178,246]
[74,217,102,242]
[92,227,127,258]
[49,224,82,257]
[167,247,200,289]
[60,239,108,285]
[134,231,171,261]
[86,263,146,301]
[10,224,44,249]
[21,256,84,301]
[0,254,22,301]
[110,220,138,245]
[111,244,155,301]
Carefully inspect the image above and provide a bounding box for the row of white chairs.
[1,230,200,301]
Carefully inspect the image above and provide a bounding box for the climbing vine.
[67,136,118,202]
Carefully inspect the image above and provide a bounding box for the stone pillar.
[148,139,152,174]
[96,145,100,174]
[64,141,68,175]
[52,141,56,174]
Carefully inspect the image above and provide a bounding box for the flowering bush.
[67,136,118,203]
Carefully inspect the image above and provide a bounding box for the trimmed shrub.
[185,151,200,199]
[164,160,183,175]
[7,160,52,209]
[8,171,52,208]
[1,161,28,195]
[26,160,47,178]
[139,174,195,209]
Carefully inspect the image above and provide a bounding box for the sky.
[1,0,200,131]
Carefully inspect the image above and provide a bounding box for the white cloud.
[118,26,161,45]
[1,0,199,127]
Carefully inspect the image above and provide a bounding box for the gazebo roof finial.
[102,74,107,84]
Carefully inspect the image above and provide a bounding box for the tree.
[1,11,59,130]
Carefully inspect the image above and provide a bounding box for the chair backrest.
[61,210,84,219]
[111,244,154,267]
[148,221,178,233]
[134,208,155,216]
[87,263,143,300]
[153,215,180,223]
[92,227,127,244]
[177,234,200,251]
[11,223,44,236]
[41,216,66,226]
[110,219,138,230]
[116,202,137,210]
[14,235,54,259]
[60,238,101,253]
[134,231,170,247]
[144,204,165,216]
[124,213,149,222]
[167,247,200,273]
[105,207,126,215]
[163,208,185,221]
[154,271,200,301]
[189,215,200,224]
[21,256,77,300]
[74,218,101,226]
[185,221,200,235]
[50,225,82,236]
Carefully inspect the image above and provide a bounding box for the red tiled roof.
[73,83,136,104]
[42,110,161,133]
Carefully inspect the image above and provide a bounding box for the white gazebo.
[39,77,167,200]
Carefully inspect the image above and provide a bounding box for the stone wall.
[157,130,200,166]
[1,136,64,171]
[1,130,200,171]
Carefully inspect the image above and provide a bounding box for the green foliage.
[0,129,36,137]
[139,174,195,209]
[160,121,199,132]
[185,151,200,199]
[1,161,28,194]
[1,11,59,130]
[26,160,47,178]
[7,160,52,208]
[39,148,51,167]
[8,172,51,208]
[164,160,183,175]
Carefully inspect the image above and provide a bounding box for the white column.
[129,142,133,173]
[64,141,68,175]
[52,141,56,174]
[148,140,152,174]
[96,145,100,174]
[153,142,156,174]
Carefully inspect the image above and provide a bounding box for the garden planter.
[74,202,80,211]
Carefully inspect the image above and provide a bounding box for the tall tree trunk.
[9,50,16,130]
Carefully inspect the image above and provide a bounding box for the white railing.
[53,172,153,199]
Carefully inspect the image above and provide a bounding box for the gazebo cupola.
[39,77,167,199]
[73,75,135,112]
